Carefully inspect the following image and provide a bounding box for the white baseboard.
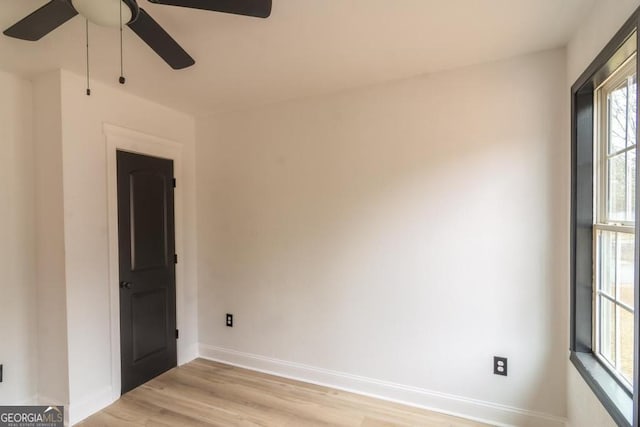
[37,394,65,406]
[59,344,196,426]
[199,344,567,427]
[179,342,199,366]
[67,386,115,426]
[38,395,71,427]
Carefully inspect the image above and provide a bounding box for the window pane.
[608,153,628,222]
[608,82,628,154]
[619,306,634,384]
[630,75,637,147]
[617,231,635,307]
[600,296,617,365]
[628,148,636,222]
[599,230,617,296]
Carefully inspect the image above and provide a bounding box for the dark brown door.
[117,150,177,394]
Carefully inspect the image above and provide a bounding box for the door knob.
[120,281,132,289]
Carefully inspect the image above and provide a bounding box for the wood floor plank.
[149,367,360,426]
[77,359,488,427]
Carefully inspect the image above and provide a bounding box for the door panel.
[132,288,168,362]
[130,171,169,271]
[117,150,176,394]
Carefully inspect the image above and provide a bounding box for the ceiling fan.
[3,0,272,70]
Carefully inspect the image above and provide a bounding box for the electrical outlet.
[226,314,233,327]
[494,356,507,376]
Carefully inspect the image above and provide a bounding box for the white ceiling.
[0,0,595,115]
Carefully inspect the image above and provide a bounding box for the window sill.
[571,351,633,426]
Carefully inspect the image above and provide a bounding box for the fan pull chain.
[119,0,125,84]
[85,19,91,96]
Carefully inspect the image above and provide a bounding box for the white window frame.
[593,54,637,391]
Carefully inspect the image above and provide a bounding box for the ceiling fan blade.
[4,0,78,41]
[147,0,271,18]
[127,9,195,70]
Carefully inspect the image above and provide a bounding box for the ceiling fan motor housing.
[70,0,139,27]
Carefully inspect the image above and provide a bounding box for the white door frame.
[104,123,186,402]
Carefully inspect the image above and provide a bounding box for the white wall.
[32,70,70,407]
[54,70,198,423]
[566,1,639,426]
[0,70,37,405]
[196,49,568,426]
[567,0,640,82]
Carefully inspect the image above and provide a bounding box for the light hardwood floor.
[77,358,488,427]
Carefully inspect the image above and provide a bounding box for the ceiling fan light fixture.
[71,0,134,27]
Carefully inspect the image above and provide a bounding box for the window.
[594,57,636,389]
[571,9,640,427]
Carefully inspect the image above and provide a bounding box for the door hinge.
[174,254,178,264]
[175,329,179,339]
[172,178,176,188]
